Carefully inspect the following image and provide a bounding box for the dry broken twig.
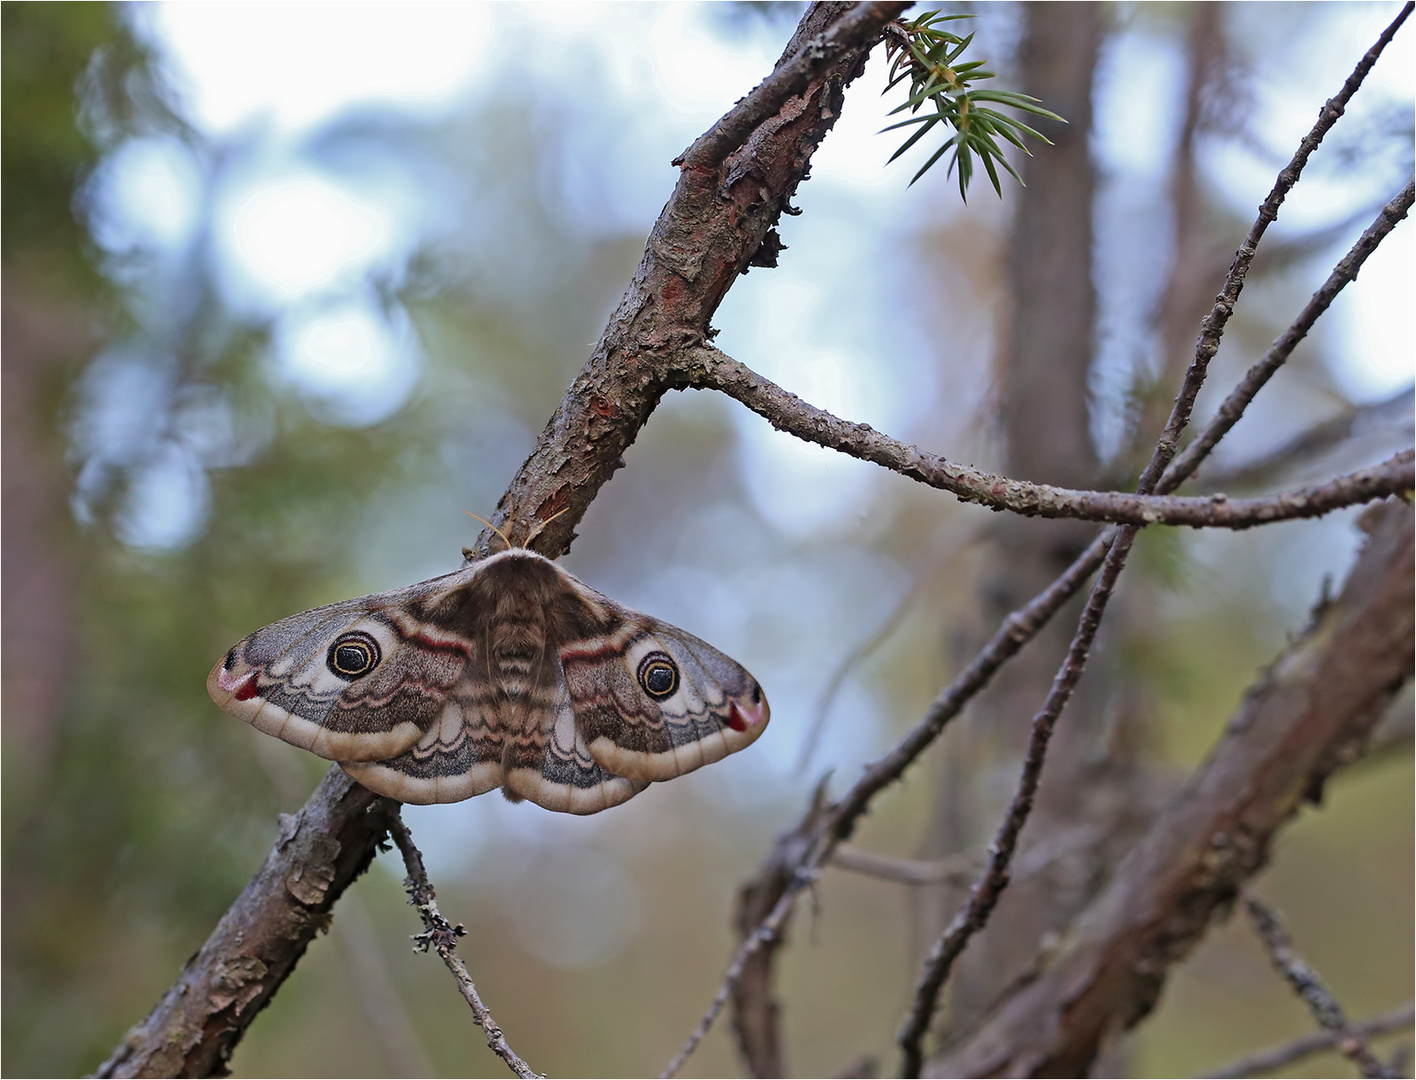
[1243,893,1395,1079]
[387,814,537,1080]
[1198,1001,1415,1079]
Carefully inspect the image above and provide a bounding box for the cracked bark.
[96,772,399,1078]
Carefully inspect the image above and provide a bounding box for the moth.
[208,548,769,814]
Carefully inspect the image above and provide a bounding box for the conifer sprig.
[882,12,1065,198]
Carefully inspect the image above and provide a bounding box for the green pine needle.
[881,11,1065,198]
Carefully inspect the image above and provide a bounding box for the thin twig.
[665,178,1410,1061]
[1198,384,1414,492]
[1199,1001,1415,1079]
[1146,3,1412,486]
[661,517,1112,1078]
[896,525,1140,1076]
[832,825,1098,887]
[1243,893,1395,1079]
[695,348,1412,528]
[1168,177,1415,487]
[387,813,538,1080]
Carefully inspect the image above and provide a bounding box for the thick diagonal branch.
[930,501,1413,1077]
[677,2,908,170]
[96,5,900,1076]
[469,0,908,561]
[95,772,398,1078]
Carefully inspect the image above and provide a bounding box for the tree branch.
[1168,176,1415,487]
[387,814,536,1079]
[693,345,1413,526]
[1197,384,1414,493]
[1137,0,1412,494]
[664,514,1118,1078]
[897,526,1140,1077]
[1199,1001,1414,1079]
[895,10,1416,1063]
[931,500,1414,1077]
[95,771,398,1078]
[464,2,897,562]
[676,2,910,170]
[1243,893,1395,1079]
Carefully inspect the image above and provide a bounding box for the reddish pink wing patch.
[217,666,260,701]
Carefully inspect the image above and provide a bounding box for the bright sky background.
[114,2,1413,420]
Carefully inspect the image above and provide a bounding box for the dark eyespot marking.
[327,632,381,680]
[223,649,238,671]
[751,683,762,705]
[637,652,679,700]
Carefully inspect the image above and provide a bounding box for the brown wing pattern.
[558,603,770,785]
[207,550,768,813]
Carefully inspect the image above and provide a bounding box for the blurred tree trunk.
[1,284,89,797]
[1140,3,1231,461]
[919,2,1157,1052]
[0,6,113,814]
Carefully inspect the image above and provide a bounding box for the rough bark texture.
[96,771,398,1078]
[469,1,909,563]
[692,346,1412,528]
[95,5,908,1075]
[929,501,1415,1077]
